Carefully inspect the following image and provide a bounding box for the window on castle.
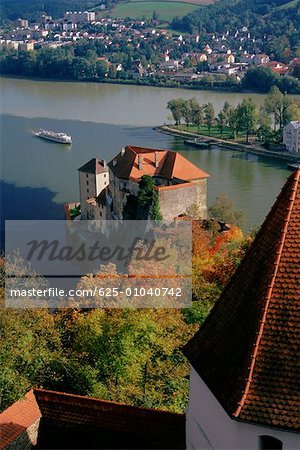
[259,436,283,450]
[86,181,89,185]
[104,174,107,177]
[87,189,89,193]
[86,174,88,178]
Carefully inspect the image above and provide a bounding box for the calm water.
[0,77,291,247]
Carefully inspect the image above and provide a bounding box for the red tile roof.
[108,146,209,182]
[34,389,185,449]
[0,391,41,449]
[183,169,300,431]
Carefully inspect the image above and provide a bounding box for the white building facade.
[187,368,299,450]
[78,158,109,220]
[283,121,300,153]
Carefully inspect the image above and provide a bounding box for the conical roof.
[183,170,300,431]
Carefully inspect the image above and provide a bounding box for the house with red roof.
[260,61,289,76]
[183,169,300,449]
[78,146,209,221]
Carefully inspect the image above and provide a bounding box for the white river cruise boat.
[34,129,72,144]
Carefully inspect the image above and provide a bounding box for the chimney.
[101,159,107,168]
[121,147,125,156]
[138,154,143,170]
[154,151,159,168]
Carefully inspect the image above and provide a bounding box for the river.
[0,77,291,246]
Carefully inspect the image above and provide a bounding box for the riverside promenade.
[155,125,300,164]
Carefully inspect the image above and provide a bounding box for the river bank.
[0,73,245,94]
[2,73,293,97]
[155,125,300,164]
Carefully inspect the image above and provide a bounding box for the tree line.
[167,87,300,144]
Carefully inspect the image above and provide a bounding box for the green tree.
[188,98,203,131]
[222,101,231,127]
[257,106,272,143]
[236,98,258,143]
[291,63,300,80]
[60,307,197,412]
[193,106,204,131]
[182,99,192,130]
[204,102,215,134]
[149,190,162,221]
[216,111,226,135]
[242,66,278,93]
[263,86,300,130]
[228,106,240,139]
[136,175,162,220]
[0,307,64,411]
[209,192,245,228]
[96,60,108,79]
[108,64,117,79]
[166,98,186,126]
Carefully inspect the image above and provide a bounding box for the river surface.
[0,77,291,246]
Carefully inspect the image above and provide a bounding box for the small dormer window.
[259,436,283,450]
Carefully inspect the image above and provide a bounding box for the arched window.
[259,435,283,450]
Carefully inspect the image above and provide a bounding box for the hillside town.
[1,9,300,91]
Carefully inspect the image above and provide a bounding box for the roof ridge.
[126,145,137,155]
[233,169,300,418]
[171,151,178,178]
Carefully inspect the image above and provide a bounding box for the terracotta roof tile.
[34,389,185,449]
[0,391,41,449]
[108,146,209,182]
[183,169,300,431]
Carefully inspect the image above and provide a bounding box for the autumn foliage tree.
[0,219,250,413]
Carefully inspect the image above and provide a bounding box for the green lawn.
[176,124,233,139]
[173,124,257,142]
[111,1,201,20]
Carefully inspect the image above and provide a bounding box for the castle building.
[78,158,109,220]
[183,169,300,449]
[108,146,209,220]
[78,146,209,221]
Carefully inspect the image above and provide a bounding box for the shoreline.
[155,125,300,163]
[0,74,270,96]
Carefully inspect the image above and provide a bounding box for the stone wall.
[157,179,207,221]
[6,419,40,450]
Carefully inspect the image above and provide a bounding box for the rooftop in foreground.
[184,169,300,431]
